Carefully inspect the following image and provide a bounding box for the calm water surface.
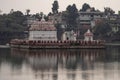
[0,47,120,80]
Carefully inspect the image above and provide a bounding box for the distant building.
[29,17,57,41]
[49,13,61,23]
[48,12,67,25]
[76,9,105,39]
[110,20,120,33]
[77,9,105,28]
[108,14,120,33]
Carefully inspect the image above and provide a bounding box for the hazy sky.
[0,0,120,14]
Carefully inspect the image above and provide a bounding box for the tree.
[52,0,59,14]
[93,20,112,40]
[55,23,64,40]
[10,9,14,14]
[26,9,30,16]
[0,10,26,32]
[118,11,120,15]
[10,11,26,25]
[80,3,90,11]
[0,9,2,14]
[0,10,27,44]
[65,4,78,30]
[44,15,49,21]
[32,13,41,21]
[48,12,52,16]
[104,7,115,15]
[40,12,43,17]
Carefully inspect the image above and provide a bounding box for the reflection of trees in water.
[12,48,120,80]
[8,47,120,80]
[11,48,106,71]
[67,73,76,80]
[0,47,119,80]
[106,46,120,62]
[0,48,24,68]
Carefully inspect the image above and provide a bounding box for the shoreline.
[105,43,120,46]
[0,43,120,49]
[0,45,10,48]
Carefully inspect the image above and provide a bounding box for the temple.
[10,17,105,49]
[29,17,57,41]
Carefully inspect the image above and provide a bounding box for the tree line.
[0,1,120,44]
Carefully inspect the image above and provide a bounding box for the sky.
[0,0,120,14]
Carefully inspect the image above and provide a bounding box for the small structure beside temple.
[62,30,77,41]
[84,29,93,41]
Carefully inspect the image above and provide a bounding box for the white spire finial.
[87,29,91,33]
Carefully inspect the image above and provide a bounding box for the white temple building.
[62,30,77,41]
[28,16,93,42]
[29,17,57,41]
[84,29,93,41]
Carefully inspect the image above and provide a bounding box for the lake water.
[0,46,120,80]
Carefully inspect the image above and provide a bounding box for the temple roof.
[29,19,56,31]
[84,29,93,36]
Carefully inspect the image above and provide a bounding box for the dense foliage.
[0,1,120,44]
[0,11,27,44]
[80,3,90,11]
[0,11,27,32]
[52,0,59,14]
[93,20,112,40]
[104,7,115,15]
[118,11,120,15]
[65,4,78,30]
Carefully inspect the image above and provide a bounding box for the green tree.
[93,20,112,40]
[10,11,26,25]
[0,9,2,14]
[104,7,115,15]
[40,12,43,17]
[44,15,49,21]
[80,3,90,11]
[32,13,41,21]
[52,0,59,14]
[118,11,120,15]
[0,10,27,44]
[65,4,78,30]
[26,9,30,16]
[0,10,26,32]
[10,9,14,14]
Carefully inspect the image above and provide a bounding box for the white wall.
[84,36,93,41]
[29,31,57,41]
[62,31,76,41]
[79,15,91,20]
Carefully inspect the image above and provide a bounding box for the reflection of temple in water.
[10,48,108,80]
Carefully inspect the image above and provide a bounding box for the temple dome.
[84,29,93,36]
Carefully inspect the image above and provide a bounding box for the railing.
[10,39,105,46]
